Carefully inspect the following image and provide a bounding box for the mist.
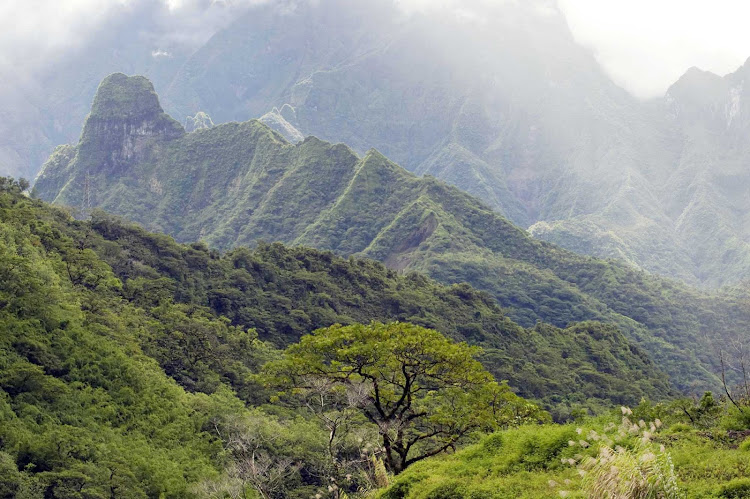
[3,0,750,98]
[0,0,268,79]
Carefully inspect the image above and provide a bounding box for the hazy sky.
[559,0,750,98]
[1,0,749,98]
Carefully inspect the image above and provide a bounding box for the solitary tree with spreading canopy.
[264,322,546,474]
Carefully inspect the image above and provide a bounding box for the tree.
[202,411,329,499]
[264,322,546,474]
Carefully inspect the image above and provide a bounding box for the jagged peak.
[665,66,726,105]
[670,66,723,89]
[361,148,410,173]
[346,148,420,190]
[76,73,184,172]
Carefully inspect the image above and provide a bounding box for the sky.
[1,0,749,98]
[558,0,750,98]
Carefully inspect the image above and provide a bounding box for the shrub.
[665,423,692,434]
[424,481,468,499]
[719,478,750,498]
[580,441,680,499]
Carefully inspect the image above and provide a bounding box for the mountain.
[155,0,750,288]
[530,59,750,288]
[34,73,750,397]
[0,179,247,496]
[6,0,750,288]
[0,180,541,496]
[0,1,208,180]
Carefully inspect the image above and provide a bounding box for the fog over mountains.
[5,0,750,287]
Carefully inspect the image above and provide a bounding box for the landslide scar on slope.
[385,213,438,271]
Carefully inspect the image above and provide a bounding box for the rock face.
[79,74,184,172]
[184,112,214,133]
[259,106,304,143]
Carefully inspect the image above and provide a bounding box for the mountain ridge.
[33,73,750,396]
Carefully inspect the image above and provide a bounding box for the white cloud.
[151,49,172,58]
[1,0,749,99]
[557,0,750,98]
[394,0,517,15]
[0,0,268,76]
[0,0,123,72]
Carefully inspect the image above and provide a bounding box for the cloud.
[0,0,271,77]
[0,0,128,72]
[151,49,172,58]
[557,0,750,98]
[1,0,749,99]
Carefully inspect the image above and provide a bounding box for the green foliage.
[89,73,173,121]
[265,322,548,474]
[4,190,665,410]
[719,479,750,498]
[0,184,261,496]
[378,400,750,499]
[197,410,329,499]
[0,183,670,497]
[5,180,750,497]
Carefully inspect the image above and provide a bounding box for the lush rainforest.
[4,178,750,498]
[7,2,750,496]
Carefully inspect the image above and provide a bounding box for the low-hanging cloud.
[0,0,125,73]
[558,0,750,98]
[0,0,271,77]
[1,0,750,98]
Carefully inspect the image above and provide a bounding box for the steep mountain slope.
[0,179,245,497]
[0,1,220,180]
[155,0,750,288]
[530,59,750,289]
[0,181,551,496]
[34,74,750,395]
[4,179,747,499]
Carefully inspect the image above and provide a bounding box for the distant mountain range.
[5,0,750,289]
[33,73,750,396]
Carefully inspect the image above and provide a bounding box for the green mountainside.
[0,179,244,497]
[157,0,750,288]
[34,74,750,396]
[3,180,666,415]
[5,180,750,497]
[1,177,679,494]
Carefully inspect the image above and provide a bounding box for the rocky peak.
[78,73,184,173]
[184,111,214,132]
[664,67,730,127]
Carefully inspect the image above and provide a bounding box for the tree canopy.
[265,322,548,473]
